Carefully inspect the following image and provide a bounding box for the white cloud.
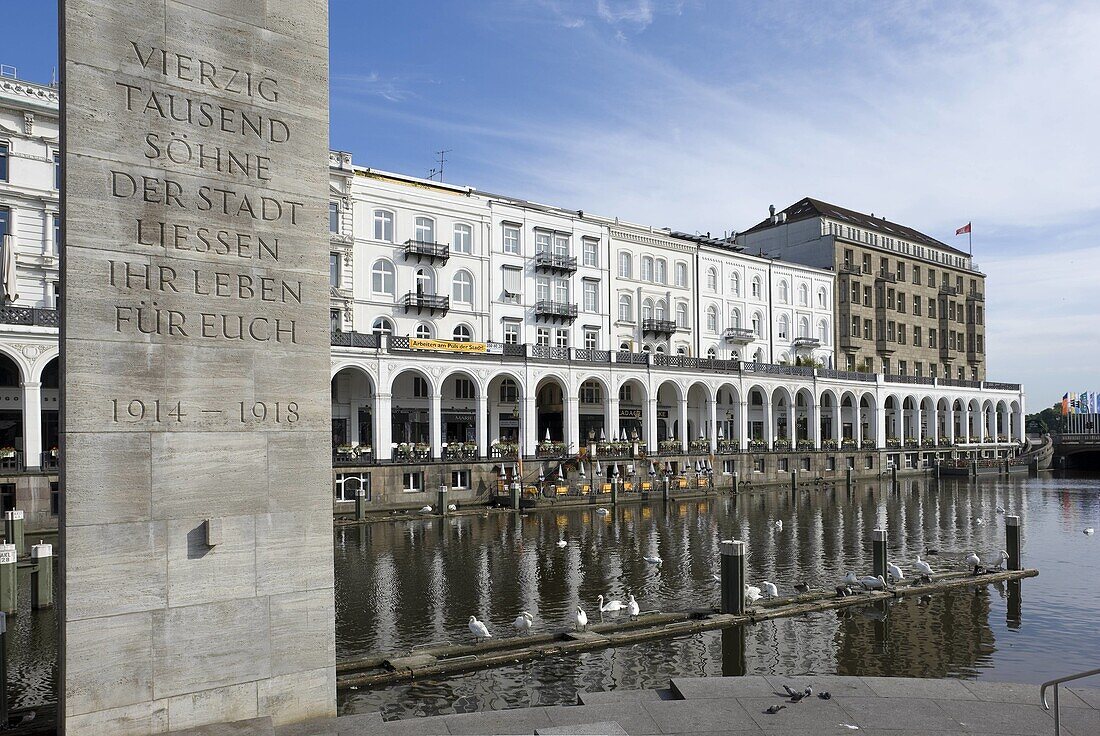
[596,0,655,27]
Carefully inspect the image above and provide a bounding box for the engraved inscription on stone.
[62,2,334,733]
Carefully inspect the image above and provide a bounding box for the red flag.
[955,222,971,235]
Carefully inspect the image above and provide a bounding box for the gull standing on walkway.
[468,615,492,643]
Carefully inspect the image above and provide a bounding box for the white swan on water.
[627,594,640,620]
[513,611,533,636]
[643,555,662,565]
[774,520,783,531]
[843,571,859,585]
[1085,528,1095,535]
[575,606,588,631]
[556,540,568,548]
[419,506,433,513]
[597,595,625,621]
[468,615,491,643]
[859,575,887,590]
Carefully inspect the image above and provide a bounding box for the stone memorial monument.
[60,1,334,732]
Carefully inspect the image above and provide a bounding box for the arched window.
[452,324,473,342]
[415,267,434,295]
[706,347,717,360]
[641,298,653,321]
[798,317,809,338]
[675,302,688,327]
[655,344,666,354]
[619,340,631,351]
[580,380,602,404]
[798,284,808,305]
[371,317,394,335]
[618,294,633,322]
[731,350,740,361]
[641,256,654,282]
[499,378,519,403]
[751,276,761,298]
[818,319,829,344]
[777,315,789,340]
[371,259,395,296]
[778,280,789,304]
[751,312,763,337]
[778,351,790,365]
[453,223,472,254]
[707,267,718,291]
[706,305,719,333]
[329,202,340,233]
[414,216,435,243]
[373,210,394,242]
[675,261,687,287]
[452,270,474,304]
[729,272,740,296]
[618,251,632,278]
[655,258,667,285]
[641,344,652,354]
[817,287,828,308]
[654,300,667,320]
[676,345,687,355]
[730,308,741,328]
[415,323,432,339]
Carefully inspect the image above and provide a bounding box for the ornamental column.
[375,393,392,460]
[647,397,659,453]
[738,401,749,451]
[564,396,580,454]
[811,399,821,449]
[608,395,621,443]
[523,394,538,457]
[21,381,42,469]
[476,395,489,457]
[678,397,688,453]
[429,393,442,458]
[707,398,718,453]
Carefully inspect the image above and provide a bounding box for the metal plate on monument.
[61,1,334,733]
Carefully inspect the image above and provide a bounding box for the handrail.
[1040,666,1100,735]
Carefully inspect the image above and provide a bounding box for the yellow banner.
[409,338,487,354]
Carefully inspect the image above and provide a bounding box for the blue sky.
[6,1,1098,409]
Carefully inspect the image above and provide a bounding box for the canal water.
[335,473,1100,720]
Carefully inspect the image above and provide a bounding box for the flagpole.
[969,224,972,256]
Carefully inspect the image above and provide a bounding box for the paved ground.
[178,676,1100,736]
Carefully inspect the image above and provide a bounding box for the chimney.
[769,204,776,217]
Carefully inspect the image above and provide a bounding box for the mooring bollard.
[611,481,619,506]
[437,483,448,517]
[510,483,521,511]
[355,487,366,521]
[872,528,887,580]
[662,476,670,503]
[790,470,797,493]
[3,510,24,558]
[1006,515,1021,570]
[720,539,746,615]
[0,611,6,727]
[890,465,898,489]
[845,466,853,490]
[31,543,53,609]
[731,470,739,493]
[0,544,15,615]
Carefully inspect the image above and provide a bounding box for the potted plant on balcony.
[938,438,953,447]
[797,439,815,451]
[840,438,856,449]
[861,439,877,450]
[922,437,936,447]
[689,438,710,453]
[659,439,681,454]
[414,442,431,459]
[904,437,918,448]
[493,441,519,459]
[772,438,791,452]
[717,438,738,454]
[886,438,902,448]
[748,438,767,451]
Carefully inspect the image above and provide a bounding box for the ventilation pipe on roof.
[779,212,787,223]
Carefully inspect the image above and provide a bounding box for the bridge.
[1050,433,1100,469]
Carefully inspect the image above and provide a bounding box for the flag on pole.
[955,222,971,235]
[1062,393,1069,416]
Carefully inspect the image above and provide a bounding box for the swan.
[468,615,491,643]
[886,562,904,582]
[556,540,568,548]
[512,611,533,636]
[419,506,433,513]
[627,594,640,620]
[1085,528,1095,535]
[597,594,625,620]
[575,606,588,631]
[843,571,859,585]
[858,575,887,590]
[643,555,662,565]
[595,507,610,516]
[745,585,763,604]
[966,551,981,573]
[448,504,458,512]
[987,550,1009,571]
[762,581,778,598]
[913,555,934,581]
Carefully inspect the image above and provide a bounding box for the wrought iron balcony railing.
[0,306,59,328]
[403,239,450,264]
[792,337,821,349]
[642,318,677,335]
[534,300,578,322]
[722,327,756,343]
[402,292,450,314]
[534,252,578,273]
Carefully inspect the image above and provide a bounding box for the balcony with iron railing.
[875,271,897,283]
[875,339,896,353]
[839,263,863,277]
[722,327,756,344]
[331,330,381,349]
[642,318,677,335]
[401,292,450,315]
[0,306,59,328]
[534,251,578,274]
[967,289,984,301]
[792,337,821,350]
[403,239,450,264]
[534,300,578,322]
[939,284,959,296]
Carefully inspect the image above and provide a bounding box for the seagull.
[966,551,982,574]
[643,555,662,565]
[887,562,904,583]
[595,507,610,516]
[419,506,433,513]
[627,594,640,620]
[556,540,568,548]
[764,705,786,714]
[468,615,491,643]
[1085,528,1095,535]
[913,555,934,582]
[512,611,533,636]
[762,581,778,598]
[975,518,984,526]
[774,520,783,531]
[818,692,832,700]
[996,505,1005,514]
[843,571,859,585]
[788,689,810,703]
[448,504,458,512]
[712,574,722,582]
[575,606,588,631]
[793,582,810,594]
[597,594,625,620]
[745,585,763,604]
[782,684,799,697]
[858,575,887,590]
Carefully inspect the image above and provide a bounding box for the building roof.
[670,231,743,252]
[740,197,968,257]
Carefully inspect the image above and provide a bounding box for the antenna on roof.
[429,149,451,182]
[51,66,57,86]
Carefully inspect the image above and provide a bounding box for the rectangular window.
[553,278,569,303]
[850,316,859,337]
[898,324,906,345]
[801,457,811,471]
[536,276,550,302]
[778,458,789,472]
[582,238,598,267]
[454,378,475,399]
[373,210,394,242]
[863,319,872,339]
[535,231,551,254]
[553,233,570,257]
[850,281,859,303]
[928,299,936,318]
[865,455,874,470]
[899,360,907,375]
[844,248,854,266]
[50,481,59,516]
[723,459,735,474]
[536,327,550,346]
[886,321,896,342]
[502,265,521,300]
[583,281,598,312]
[329,253,340,288]
[330,309,341,333]
[886,288,895,310]
[53,150,61,189]
[896,261,906,281]
[929,328,937,348]
[503,322,519,345]
[402,472,424,493]
[555,329,569,348]
[913,295,920,314]
[915,362,923,377]
[0,206,9,241]
[503,225,520,254]
[914,326,922,347]
[584,329,598,350]
[928,268,936,287]
[329,202,339,233]
[863,286,872,307]
[826,456,836,471]
[861,253,871,273]
[897,292,905,313]
[451,470,470,489]
[913,265,921,284]
[0,142,8,181]
[53,213,61,253]
[413,376,428,398]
